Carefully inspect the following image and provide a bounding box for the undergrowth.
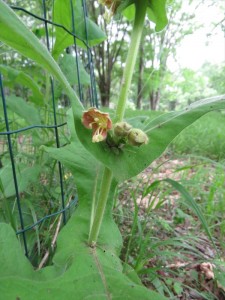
[114,155,225,299]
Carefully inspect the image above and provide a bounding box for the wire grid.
[0,0,98,261]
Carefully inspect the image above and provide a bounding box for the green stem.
[44,73,50,125]
[88,2,147,246]
[88,167,113,246]
[115,1,147,122]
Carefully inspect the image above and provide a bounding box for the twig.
[37,196,74,270]
[37,214,62,270]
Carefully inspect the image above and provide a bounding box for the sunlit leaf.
[0,0,83,117]
[52,0,106,59]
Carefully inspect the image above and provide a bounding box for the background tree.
[88,1,130,107]
[134,0,200,110]
[89,0,224,111]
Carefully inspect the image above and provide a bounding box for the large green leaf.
[75,95,225,182]
[0,223,35,278]
[0,163,41,198]
[147,0,168,32]
[119,0,168,32]
[54,54,91,99]
[0,120,166,299]
[6,95,41,125]
[0,220,165,299]
[59,53,90,86]
[52,0,106,59]
[0,0,83,118]
[0,65,44,106]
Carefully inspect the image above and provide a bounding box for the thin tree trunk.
[149,89,160,110]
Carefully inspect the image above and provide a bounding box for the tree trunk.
[99,79,111,107]
[149,89,160,110]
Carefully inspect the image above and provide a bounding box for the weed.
[114,155,225,298]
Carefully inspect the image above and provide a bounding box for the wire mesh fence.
[0,0,98,266]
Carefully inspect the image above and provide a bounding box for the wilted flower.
[99,0,121,15]
[127,128,149,146]
[82,108,112,143]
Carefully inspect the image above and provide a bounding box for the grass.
[0,116,77,267]
[114,155,225,298]
[110,108,225,299]
[170,111,225,160]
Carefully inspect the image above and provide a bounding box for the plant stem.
[88,167,113,246]
[115,1,147,122]
[88,2,147,246]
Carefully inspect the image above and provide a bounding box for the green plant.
[114,156,225,298]
[0,0,225,299]
[170,111,225,160]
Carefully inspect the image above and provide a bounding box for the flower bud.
[127,128,149,146]
[114,122,132,138]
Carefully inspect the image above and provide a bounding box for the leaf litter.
[115,154,225,299]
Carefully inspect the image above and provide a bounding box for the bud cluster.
[114,121,149,147]
[81,109,149,148]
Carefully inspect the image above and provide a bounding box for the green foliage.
[52,0,106,59]
[6,95,41,125]
[0,65,44,106]
[115,156,225,297]
[119,0,168,32]
[0,163,41,198]
[59,53,90,86]
[177,157,225,247]
[171,111,225,160]
[0,124,165,299]
[0,1,168,298]
[0,0,225,299]
[203,63,225,95]
[75,96,225,182]
[160,66,224,110]
[0,0,83,117]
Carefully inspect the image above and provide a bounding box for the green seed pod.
[127,128,149,146]
[114,122,132,138]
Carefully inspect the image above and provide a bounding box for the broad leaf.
[0,0,83,118]
[0,220,165,299]
[6,95,41,125]
[52,0,106,59]
[0,119,166,299]
[0,163,41,198]
[74,95,225,182]
[59,53,90,86]
[147,0,168,32]
[119,0,168,32]
[0,65,44,106]
[0,223,35,278]
[54,54,91,99]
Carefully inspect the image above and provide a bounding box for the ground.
[115,154,225,299]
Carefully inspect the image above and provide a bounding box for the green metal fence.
[0,0,98,266]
